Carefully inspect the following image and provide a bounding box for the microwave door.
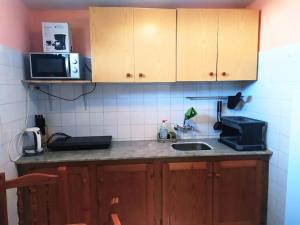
[30,54,69,79]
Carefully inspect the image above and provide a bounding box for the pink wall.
[0,0,29,52]
[27,0,300,54]
[29,9,90,56]
[248,0,300,51]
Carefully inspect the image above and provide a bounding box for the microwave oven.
[29,53,84,79]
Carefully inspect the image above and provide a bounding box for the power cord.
[46,132,71,146]
[7,62,94,161]
[35,61,95,101]
[35,83,97,101]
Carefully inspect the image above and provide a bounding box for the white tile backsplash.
[36,82,242,141]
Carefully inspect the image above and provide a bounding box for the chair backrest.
[0,166,69,225]
[109,197,122,225]
[110,213,121,225]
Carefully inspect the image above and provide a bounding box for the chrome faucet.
[174,119,194,132]
[174,107,197,132]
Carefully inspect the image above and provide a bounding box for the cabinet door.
[97,164,155,225]
[90,7,135,82]
[177,9,218,81]
[213,160,267,225]
[163,162,213,225]
[20,167,91,225]
[67,167,91,225]
[217,9,259,81]
[134,8,176,82]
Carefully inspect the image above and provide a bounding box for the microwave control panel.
[69,53,81,79]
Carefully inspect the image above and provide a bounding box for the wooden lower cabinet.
[162,160,267,225]
[97,164,155,225]
[17,159,268,225]
[20,167,91,225]
[213,160,267,225]
[163,162,213,225]
[66,167,91,225]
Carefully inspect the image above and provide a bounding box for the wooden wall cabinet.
[90,7,259,82]
[90,7,134,83]
[90,7,176,83]
[177,9,219,82]
[177,9,259,81]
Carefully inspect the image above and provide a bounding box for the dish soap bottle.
[159,120,168,140]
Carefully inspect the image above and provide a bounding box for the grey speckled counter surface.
[16,139,272,165]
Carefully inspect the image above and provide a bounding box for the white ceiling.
[23,0,254,9]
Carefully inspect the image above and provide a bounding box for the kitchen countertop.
[15,139,272,165]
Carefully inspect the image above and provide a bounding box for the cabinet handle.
[139,73,145,78]
[209,72,214,76]
[207,173,213,177]
[82,178,88,183]
[126,73,133,78]
[215,173,221,177]
[221,72,227,76]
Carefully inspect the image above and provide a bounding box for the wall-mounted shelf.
[22,80,92,84]
[23,80,95,111]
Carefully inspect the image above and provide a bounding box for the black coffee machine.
[46,34,66,50]
[220,116,267,151]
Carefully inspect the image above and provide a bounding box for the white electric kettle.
[23,127,43,155]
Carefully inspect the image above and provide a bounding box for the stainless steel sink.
[171,142,213,151]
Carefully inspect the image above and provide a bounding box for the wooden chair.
[0,166,86,225]
[110,214,121,225]
[109,197,121,225]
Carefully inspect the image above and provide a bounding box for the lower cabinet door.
[213,160,267,225]
[97,164,155,225]
[162,162,213,225]
[21,167,91,225]
[67,167,91,225]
